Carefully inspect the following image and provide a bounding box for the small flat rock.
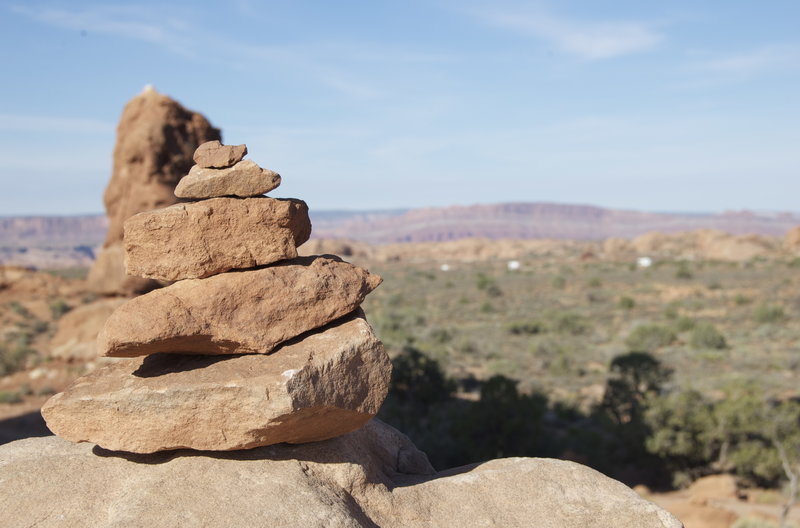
[175,160,280,199]
[43,313,391,453]
[99,255,382,357]
[192,140,247,168]
[124,197,311,281]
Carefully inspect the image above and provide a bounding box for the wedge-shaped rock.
[193,140,247,168]
[99,255,382,357]
[175,160,281,199]
[124,197,311,281]
[43,313,391,453]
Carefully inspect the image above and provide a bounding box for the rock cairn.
[42,142,391,453]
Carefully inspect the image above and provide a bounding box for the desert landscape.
[0,88,796,528]
[2,2,799,526]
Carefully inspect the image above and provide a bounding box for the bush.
[645,389,717,473]
[625,324,677,353]
[754,305,786,324]
[674,316,696,332]
[507,321,544,336]
[48,299,71,320]
[551,276,566,289]
[588,277,602,288]
[8,301,30,318]
[476,273,502,297]
[734,294,752,306]
[675,262,693,280]
[689,322,727,350]
[0,391,23,404]
[549,312,590,336]
[619,296,636,310]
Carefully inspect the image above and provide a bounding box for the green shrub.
[689,322,727,350]
[551,276,566,289]
[0,391,22,404]
[588,277,602,288]
[675,262,693,280]
[619,296,635,310]
[625,324,677,353]
[674,316,696,332]
[731,518,778,528]
[48,299,71,320]
[507,321,545,336]
[8,301,30,318]
[734,294,752,306]
[476,273,502,296]
[754,304,786,324]
[663,302,680,320]
[549,312,590,336]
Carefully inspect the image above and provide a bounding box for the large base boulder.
[0,420,681,528]
[43,313,390,453]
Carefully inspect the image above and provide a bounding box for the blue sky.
[1,1,798,215]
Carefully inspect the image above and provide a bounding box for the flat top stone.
[193,140,247,168]
[175,160,281,199]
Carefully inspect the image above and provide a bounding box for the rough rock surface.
[88,87,220,295]
[49,298,127,360]
[124,198,311,281]
[86,243,163,296]
[0,420,682,528]
[192,140,247,168]
[99,256,382,357]
[43,313,390,452]
[175,160,281,199]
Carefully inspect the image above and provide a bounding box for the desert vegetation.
[363,256,800,502]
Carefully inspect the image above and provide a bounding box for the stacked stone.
[42,141,391,454]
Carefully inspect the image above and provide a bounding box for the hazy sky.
[1,1,798,215]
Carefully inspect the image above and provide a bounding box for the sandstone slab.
[99,255,382,357]
[175,160,281,199]
[124,197,311,281]
[193,140,247,168]
[0,420,682,528]
[43,313,390,453]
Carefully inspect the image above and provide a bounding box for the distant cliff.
[311,202,800,243]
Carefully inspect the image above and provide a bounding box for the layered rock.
[0,420,682,528]
[43,313,390,452]
[98,256,381,357]
[124,197,311,280]
[88,87,220,295]
[175,159,282,199]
